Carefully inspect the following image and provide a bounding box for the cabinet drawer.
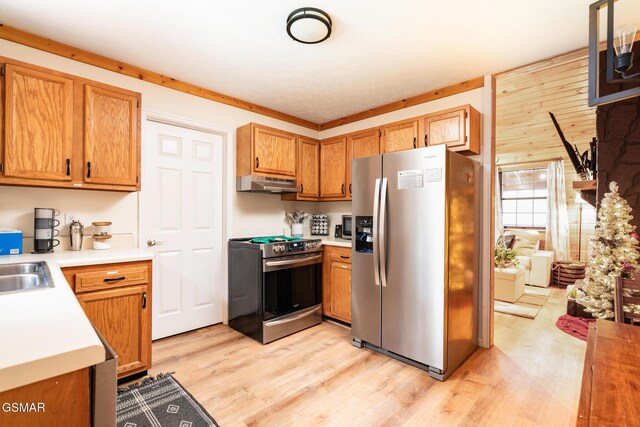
[330,251,352,263]
[73,265,149,292]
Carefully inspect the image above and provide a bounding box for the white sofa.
[505,229,555,288]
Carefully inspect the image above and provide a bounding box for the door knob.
[147,239,164,247]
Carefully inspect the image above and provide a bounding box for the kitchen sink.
[0,262,54,295]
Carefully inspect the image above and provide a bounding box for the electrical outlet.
[65,213,78,225]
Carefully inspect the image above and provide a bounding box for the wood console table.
[577,319,640,426]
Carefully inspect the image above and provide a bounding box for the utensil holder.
[292,223,304,238]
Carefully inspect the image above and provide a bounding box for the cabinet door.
[350,129,380,159]
[330,260,352,323]
[425,108,466,149]
[76,285,150,378]
[3,64,73,181]
[298,136,320,197]
[381,120,418,153]
[84,84,139,187]
[320,137,347,198]
[253,125,297,177]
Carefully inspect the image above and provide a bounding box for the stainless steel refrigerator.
[351,145,480,381]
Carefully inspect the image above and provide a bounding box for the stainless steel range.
[228,236,323,344]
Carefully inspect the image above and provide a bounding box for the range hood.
[236,175,301,194]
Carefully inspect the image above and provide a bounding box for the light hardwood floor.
[150,288,585,427]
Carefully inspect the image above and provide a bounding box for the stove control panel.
[287,241,306,252]
[262,239,323,258]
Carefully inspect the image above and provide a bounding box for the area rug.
[117,373,218,427]
[556,314,595,341]
[494,286,552,319]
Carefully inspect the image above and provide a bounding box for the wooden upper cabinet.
[350,128,380,159]
[2,63,74,181]
[237,123,297,179]
[84,84,140,187]
[298,136,320,198]
[381,119,419,153]
[320,136,348,198]
[424,105,480,155]
[0,58,142,192]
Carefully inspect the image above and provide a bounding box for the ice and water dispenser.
[355,216,374,254]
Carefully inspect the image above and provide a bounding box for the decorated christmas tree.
[580,182,640,319]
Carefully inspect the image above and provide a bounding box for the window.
[500,168,547,229]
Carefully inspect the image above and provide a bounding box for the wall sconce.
[588,0,640,106]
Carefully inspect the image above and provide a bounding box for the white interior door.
[143,119,224,340]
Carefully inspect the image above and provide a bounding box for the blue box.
[0,229,23,256]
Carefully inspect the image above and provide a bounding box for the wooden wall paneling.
[496,48,597,261]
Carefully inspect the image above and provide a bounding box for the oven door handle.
[264,254,322,271]
[264,305,321,327]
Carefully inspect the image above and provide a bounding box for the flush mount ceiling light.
[286,7,332,44]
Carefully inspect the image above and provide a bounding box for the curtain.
[546,160,570,260]
[496,170,503,240]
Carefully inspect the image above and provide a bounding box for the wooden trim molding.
[0,23,319,130]
[0,24,485,133]
[319,77,485,130]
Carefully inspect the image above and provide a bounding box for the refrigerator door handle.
[373,178,381,287]
[379,177,388,287]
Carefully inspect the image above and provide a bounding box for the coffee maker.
[33,208,60,253]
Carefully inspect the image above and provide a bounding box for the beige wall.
[0,39,317,242]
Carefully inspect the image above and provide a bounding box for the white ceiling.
[1,0,639,124]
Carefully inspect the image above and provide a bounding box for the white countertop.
[314,236,352,248]
[0,248,153,392]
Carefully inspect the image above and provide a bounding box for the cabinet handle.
[341,184,345,194]
[340,255,350,259]
[86,162,91,178]
[301,184,304,193]
[142,292,147,309]
[256,157,259,169]
[413,137,416,149]
[424,135,428,146]
[66,159,70,176]
[349,183,352,194]
[103,276,126,282]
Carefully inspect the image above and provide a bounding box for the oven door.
[263,252,322,321]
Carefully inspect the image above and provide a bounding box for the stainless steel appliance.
[228,236,323,344]
[341,215,352,239]
[69,220,84,251]
[92,327,117,426]
[351,145,480,381]
[236,175,301,193]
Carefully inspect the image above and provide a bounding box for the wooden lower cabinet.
[63,260,152,379]
[322,246,352,324]
[0,368,90,427]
